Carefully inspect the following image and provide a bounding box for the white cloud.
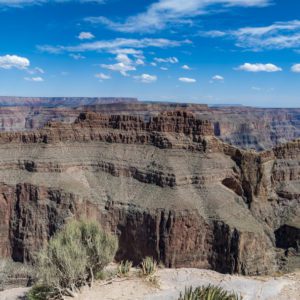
[101,62,136,76]
[78,32,95,40]
[0,0,105,7]
[27,66,44,74]
[99,48,149,77]
[0,54,30,70]
[203,20,300,51]
[237,63,282,72]
[95,73,111,80]
[200,30,227,37]
[100,53,137,76]
[34,67,44,74]
[69,53,86,60]
[179,77,196,83]
[291,64,300,73]
[160,67,168,71]
[252,86,261,91]
[38,38,190,53]
[134,74,157,83]
[24,76,44,82]
[212,75,224,80]
[135,58,145,65]
[182,64,191,70]
[154,56,178,64]
[86,0,271,33]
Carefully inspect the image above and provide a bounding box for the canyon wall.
[0,110,299,275]
[0,100,299,151]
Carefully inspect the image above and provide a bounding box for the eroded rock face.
[0,110,298,275]
[0,102,300,151]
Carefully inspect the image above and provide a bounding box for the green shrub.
[31,219,118,298]
[178,285,242,300]
[26,284,57,300]
[117,260,132,277]
[141,257,157,277]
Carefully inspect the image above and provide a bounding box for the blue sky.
[0,0,300,107]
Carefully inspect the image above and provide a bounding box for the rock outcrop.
[0,110,299,275]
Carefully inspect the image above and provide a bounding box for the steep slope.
[0,111,298,275]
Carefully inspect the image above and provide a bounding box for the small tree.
[33,219,118,298]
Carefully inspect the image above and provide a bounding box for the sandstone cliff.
[0,110,298,275]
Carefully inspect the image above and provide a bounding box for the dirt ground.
[1,268,299,300]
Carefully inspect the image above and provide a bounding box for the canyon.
[0,106,299,276]
[0,98,299,151]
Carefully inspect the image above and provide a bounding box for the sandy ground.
[0,287,29,300]
[1,268,299,300]
[73,268,300,300]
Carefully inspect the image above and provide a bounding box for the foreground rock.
[0,111,299,275]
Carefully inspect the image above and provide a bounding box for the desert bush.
[27,284,58,300]
[31,219,118,298]
[117,260,132,277]
[141,257,157,277]
[96,268,118,281]
[178,285,242,300]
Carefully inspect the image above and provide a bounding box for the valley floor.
[1,268,299,300]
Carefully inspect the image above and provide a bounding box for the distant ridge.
[0,97,139,107]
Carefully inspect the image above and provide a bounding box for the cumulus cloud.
[237,63,282,72]
[179,77,196,83]
[86,0,271,33]
[0,54,30,69]
[182,64,191,70]
[291,64,300,73]
[134,74,157,83]
[212,75,224,80]
[154,57,178,64]
[101,62,136,76]
[100,53,137,76]
[24,76,44,82]
[95,73,111,80]
[78,32,95,40]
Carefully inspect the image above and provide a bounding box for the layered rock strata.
[0,110,299,275]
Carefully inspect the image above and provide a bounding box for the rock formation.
[0,100,300,151]
[0,110,299,275]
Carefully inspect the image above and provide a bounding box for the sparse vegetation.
[178,285,242,300]
[27,284,58,300]
[28,219,118,299]
[118,260,132,277]
[0,259,35,291]
[141,257,157,277]
[140,257,159,287]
